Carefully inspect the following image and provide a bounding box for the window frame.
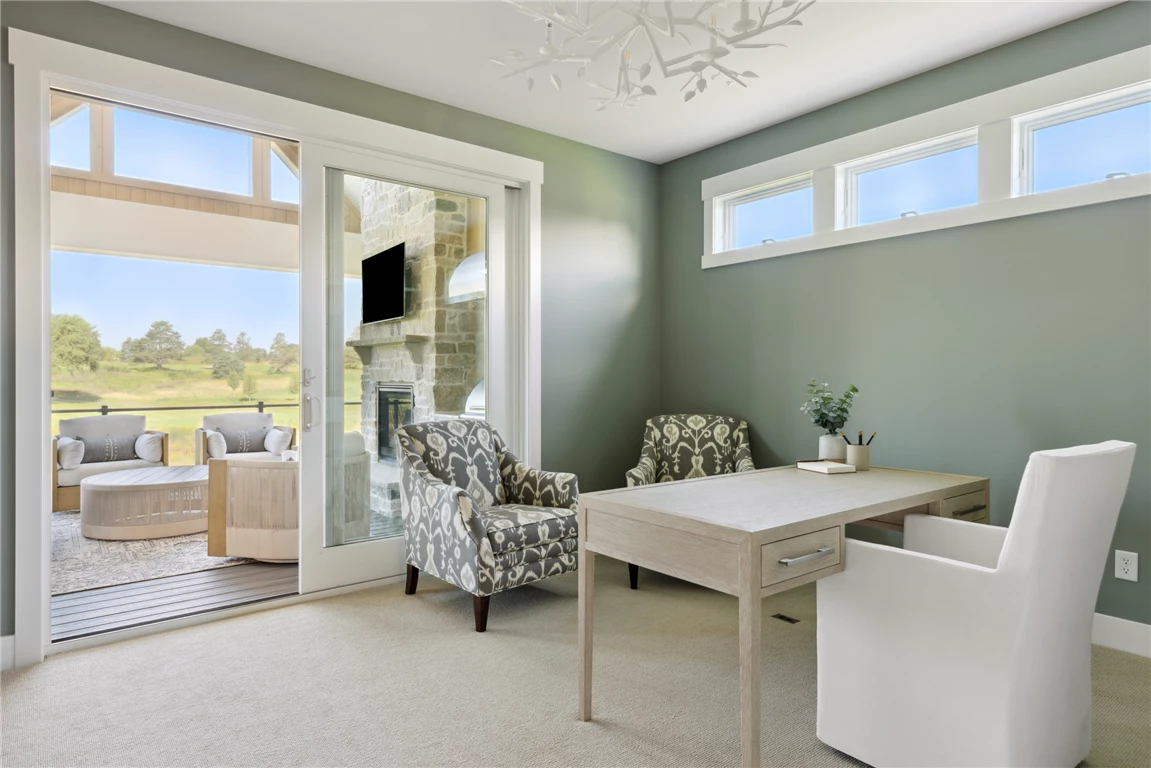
[1013,81,1151,196]
[837,129,978,229]
[700,46,1150,270]
[715,172,813,252]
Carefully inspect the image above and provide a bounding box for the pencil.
[866,431,876,446]
[858,430,863,445]
[839,432,852,445]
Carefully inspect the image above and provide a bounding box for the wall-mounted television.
[361,242,406,324]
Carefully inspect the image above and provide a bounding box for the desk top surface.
[582,466,986,534]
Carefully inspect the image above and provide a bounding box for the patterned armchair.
[624,414,756,588]
[396,419,579,632]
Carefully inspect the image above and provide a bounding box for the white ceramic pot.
[818,433,846,462]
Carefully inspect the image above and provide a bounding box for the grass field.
[52,362,363,466]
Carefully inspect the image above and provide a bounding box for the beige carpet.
[52,511,252,595]
[3,558,1149,767]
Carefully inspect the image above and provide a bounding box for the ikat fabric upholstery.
[396,419,579,597]
[626,414,755,487]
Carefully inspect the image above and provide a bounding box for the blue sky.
[52,250,361,349]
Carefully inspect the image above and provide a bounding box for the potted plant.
[800,380,859,461]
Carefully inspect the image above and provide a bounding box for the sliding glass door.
[298,144,507,592]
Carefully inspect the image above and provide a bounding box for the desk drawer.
[943,490,988,523]
[761,527,841,588]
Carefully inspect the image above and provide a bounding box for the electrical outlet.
[1115,550,1139,582]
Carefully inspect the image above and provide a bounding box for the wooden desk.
[577,466,989,768]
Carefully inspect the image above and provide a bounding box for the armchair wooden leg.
[628,563,639,590]
[473,594,490,633]
[405,564,419,595]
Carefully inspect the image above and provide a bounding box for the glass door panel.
[299,144,505,593]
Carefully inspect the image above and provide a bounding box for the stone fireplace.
[347,179,485,519]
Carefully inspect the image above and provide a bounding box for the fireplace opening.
[377,384,414,463]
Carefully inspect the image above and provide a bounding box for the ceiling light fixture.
[490,0,816,111]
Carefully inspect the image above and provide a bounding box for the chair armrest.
[626,461,655,487]
[195,428,207,465]
[401,457,495,593]
[51,437,59,491]
[817,541,1017,755]
[502,459,579,509]
[904,514,1008,569]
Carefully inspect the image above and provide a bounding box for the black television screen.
[361,242,405,324]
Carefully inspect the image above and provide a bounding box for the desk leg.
[739,539,762,768]
[578,531,595,721]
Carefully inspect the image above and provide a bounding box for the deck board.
[51,563,297,643]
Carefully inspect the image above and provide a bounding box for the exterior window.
[113,107,253,195]
[840,131,978,227]
[719,174,813,251]
[1017,82,1151,195]
[270,144,300,204]
[50,103,91,171]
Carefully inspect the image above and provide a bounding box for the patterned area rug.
[52,511,253,595]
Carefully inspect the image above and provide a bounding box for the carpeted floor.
[52,511,253,595]
[4,558,1149,767]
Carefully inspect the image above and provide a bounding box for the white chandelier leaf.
[550,74,562,90]
[526,76,535,92]
[685,90,696,102]
[640,84,657,96]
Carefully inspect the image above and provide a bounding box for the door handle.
[779,547,835,567]
[301,393,313,432]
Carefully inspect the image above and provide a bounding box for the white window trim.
[1014,80,1151,196]
[702,45,1151,270]
[7,29,545,668]
[714,172,812,253]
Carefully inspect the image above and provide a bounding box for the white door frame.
[7,29,544,667]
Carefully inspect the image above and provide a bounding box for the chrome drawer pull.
[952,504,987,518]
[779,546,835,566]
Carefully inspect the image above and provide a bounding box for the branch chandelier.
[491,1,817,110]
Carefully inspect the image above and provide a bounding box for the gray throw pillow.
[79,436,138,464]
[218,427,271,454]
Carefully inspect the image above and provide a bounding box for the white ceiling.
[104,1,1118,164]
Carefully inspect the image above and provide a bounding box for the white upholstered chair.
[816,441,1137,768]
[195,412,295,464]
[207,431,370,562]
[52,414,168,512]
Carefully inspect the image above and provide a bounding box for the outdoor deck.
[51,563,298,643]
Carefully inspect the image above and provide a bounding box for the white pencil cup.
[846,444,870,471]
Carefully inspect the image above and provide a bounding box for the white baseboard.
[2,635,14,671]
[1093,612,1151,657]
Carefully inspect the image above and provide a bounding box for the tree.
[242,372,258,400]
[227,368,241,392]
[120,337,145,363]
[344,346,362,370]
[135,321,185,369]
[251,347,268,363]
[51,314,102,373]
[209,329,231,356]
[268,332,299,374]
[234,332,253,362]
[287,374,299,395]
[101,346,119,362]
[212,352,245,381]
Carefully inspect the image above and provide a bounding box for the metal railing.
[52,401,359,415]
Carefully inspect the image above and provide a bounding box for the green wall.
[658,2,1151,624]
[0,2,662,635]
